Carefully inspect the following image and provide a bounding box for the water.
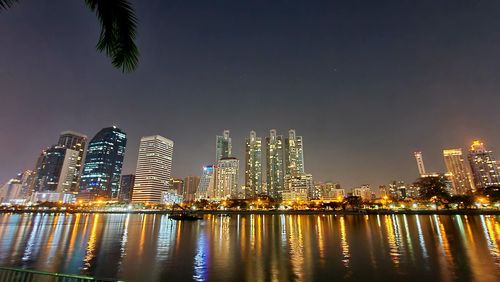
[0,213,498,281]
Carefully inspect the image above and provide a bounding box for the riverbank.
[1,209,499,215]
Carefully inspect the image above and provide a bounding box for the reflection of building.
[266,129,284,199]
[414,151,426,176]
[33,145,79,194]
[467,140,500,189]
[57,131,87,192]
[132,135,174,204]
[183,176,200,201]
[443,148,475,194]
[245,131,262,198]
[216,157,240,199]
[119,174,135,203]
[215,130,231,162]
[80,126,127,199]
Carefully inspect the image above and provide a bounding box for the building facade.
[196,165,217,200]
[284,129,305,176]
[245,130,262,198]
[80,126,127,199]
[32,145,79,194]
[215,130,232,162]
[215,157,239,200]
[58,131,87,192]
[443,148,475,194]
[414,151,426,176]
[119,174,135,203]
[132,135,174,204]
[266,129,284,199]
[183,176,200,201]
[467,140,500,190]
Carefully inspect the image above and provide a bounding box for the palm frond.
[0,0,19,10]
[85,0,139,72]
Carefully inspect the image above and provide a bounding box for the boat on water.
[169,213,202,221]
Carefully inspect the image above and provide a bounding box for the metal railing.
[0,267,121,282]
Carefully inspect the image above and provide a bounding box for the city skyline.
[3,1,500,189]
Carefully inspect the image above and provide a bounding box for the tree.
[477,186,500,202]
[449,195,475,209]
[343,196,362,211]
[1,0,139,72]
[414,176,450,202]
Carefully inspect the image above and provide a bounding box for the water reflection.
[0,213,498,281]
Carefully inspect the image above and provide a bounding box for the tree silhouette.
[414,176,450,201]
[1,0,139,72]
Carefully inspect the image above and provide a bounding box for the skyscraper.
[467,140,500,189]
[32,145,79,194]
[132,135,174,204]
[183,176,201,201]
[284,129,305,176]
[413,151,426,176]
[119,174,135,203]
[196,165,217,200]
[80,126,127,199]
[215,157,239,199]
[215,130,231,162]
[245,130,262,198]
[58,131,87,192]
[266,129,284,199]
[443,148,475,195]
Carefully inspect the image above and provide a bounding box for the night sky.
[2,0,500,189]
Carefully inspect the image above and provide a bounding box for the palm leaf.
[85,0,139,72]
[0,0,19,10]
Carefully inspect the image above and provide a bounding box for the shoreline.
[1,209,499,216]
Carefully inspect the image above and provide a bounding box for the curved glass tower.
[80,126,127,199]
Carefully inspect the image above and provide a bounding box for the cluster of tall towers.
[414,140,500,195]
[197,129,310,201]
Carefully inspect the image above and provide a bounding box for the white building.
[161,189,183,205]
[284,173,313,200]
[31,191,76,203]
[0,179,23,204]
[215,157,239,200]
[352,185,372,201]
[132,135,174,204]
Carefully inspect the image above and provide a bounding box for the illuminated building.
[132,135,174,204]
[467,140,500,189]
[33,145,79,194]
[80,126,127,200]
[118,174,135,203]
[0,178,23,203]
[352,185,372,201]
[413,151,426,176]
[30,191,75,203]
[215,130,231,162]
[183,176,200,201]
[245,130,262,198]
[196,165,217,200]
[57,131,87,192]
[215,157,239,199]
[284,129,305,176]
[161,189,183,205]
[266,129,284,199]
[443,148,475,194]
[169,178,184,196]
[284,173,313,200]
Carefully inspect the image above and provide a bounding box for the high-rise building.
[57,131,87,192]
[215,130,232,162]
[245,130,262,198]
[282,173,313,201]
[266,129,284,199]
[132,135,174,204]
[119,174,135,203]
[414,151,426,176]
[443,148,475,195]
[196,165,217,200]
[32,145,79,194]
[0,178,23,203]
[169,178,184,195]
[215,157,239,199]
[183,176,200,201]
[80,126,127,199]
[284,129,305,176]
[467,140,500,190]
